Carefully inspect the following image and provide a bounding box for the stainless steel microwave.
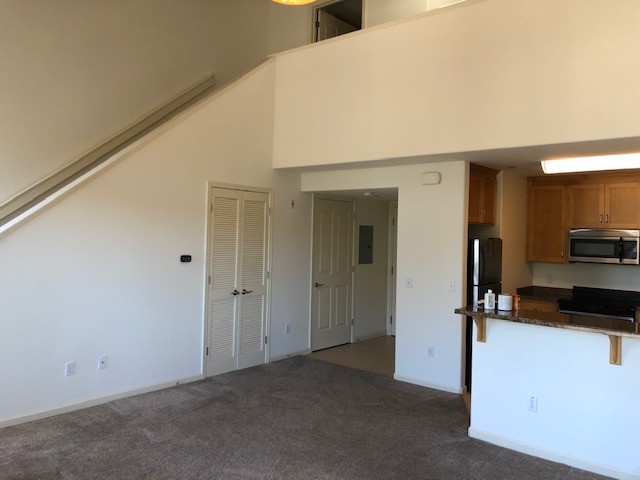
[568,229,640,265]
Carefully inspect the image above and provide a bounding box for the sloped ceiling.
[0,0,269,204]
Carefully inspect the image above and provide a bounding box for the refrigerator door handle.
[479,248,485,285]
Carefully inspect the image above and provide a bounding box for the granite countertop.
[516,286,573,302]
[455,306,640,338]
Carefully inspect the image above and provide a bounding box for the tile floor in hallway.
[307,335,395,377]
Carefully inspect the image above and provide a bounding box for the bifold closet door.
[206,188,269,377]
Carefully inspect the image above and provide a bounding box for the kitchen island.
[456,306,640,479]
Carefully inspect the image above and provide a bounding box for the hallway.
[307,335,395,377]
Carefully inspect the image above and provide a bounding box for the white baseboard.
[469,427,639,480]
[393,374,463,394]
[270,348,312,362]
[354,331,388,342]
[0,375,203,429]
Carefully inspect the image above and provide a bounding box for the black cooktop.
[558,286,640,320]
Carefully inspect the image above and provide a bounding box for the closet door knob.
[241,289,253,295]
[314,282,325,288]
[231,289,240,296]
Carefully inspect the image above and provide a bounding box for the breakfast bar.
[454,305,640,478]
[456,306,640,365]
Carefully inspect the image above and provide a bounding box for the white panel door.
[311,198,354,351]
[206,188,270,377]
[316,10,357,42]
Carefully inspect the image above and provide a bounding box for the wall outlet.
[98,355,107,370]
[528,395,538,412]
[285,324,291,335]
[64,361,75,376]
[448,281,455,293]
[427,346,435,358]
[405,276,413,288]
[545,273,553,285]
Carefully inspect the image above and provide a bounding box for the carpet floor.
[0,357,607,480]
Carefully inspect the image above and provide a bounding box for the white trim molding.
[469,427,639,480]
[0,375,203,430]
[394,374,463,394]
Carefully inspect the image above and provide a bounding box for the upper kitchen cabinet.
[568,181,640,229]
[527,184,567,263]
[468,164,498,225]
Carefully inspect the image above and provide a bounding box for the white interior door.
[311,198,354,351]
[316,10,357,41]
[206,187,270,377]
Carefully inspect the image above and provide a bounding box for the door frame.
[203,182,273,378]
[308,194,356,350]
[311,0,367,43]
[386,202,398,336]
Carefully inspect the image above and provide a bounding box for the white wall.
[272,0,640,169]
[0,61,312,424]
[470,320,640,478]
[533,262,640,291]
[303,161,467,393]
[1,0,270,204]
[354,198,389,340]
[499,171,532,294]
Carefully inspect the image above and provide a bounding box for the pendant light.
[272,0,316,5]
[541,153,640,174]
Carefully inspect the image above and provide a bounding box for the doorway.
[205,186,271,377]
[313,0,363,42]
[309,190,398,376]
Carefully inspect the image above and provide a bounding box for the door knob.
[241,289,253,295]
[231,289,240,296]
[314,282,325,288]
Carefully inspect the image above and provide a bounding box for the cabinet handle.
[561,250,564,258]
[605,214,609,224]
[600,214,604,224]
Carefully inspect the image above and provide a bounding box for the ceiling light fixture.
[541,153,640,174]
[272,0,316,5]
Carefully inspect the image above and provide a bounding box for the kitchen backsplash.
[532,262,640,291]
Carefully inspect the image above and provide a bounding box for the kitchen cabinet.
[469,164,498,225]
[519,299,558,313]
[568,182,640,229]
[527,185,567,263]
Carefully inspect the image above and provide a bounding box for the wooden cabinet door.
[568,184,604,228]
[482,175,497,224]
[519,299,558,313]
[527,185,567,263]
[468,164,498,225]
[605,182,640,229]
[468,175,482,223]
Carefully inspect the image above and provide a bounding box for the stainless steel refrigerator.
[466,238,502,392]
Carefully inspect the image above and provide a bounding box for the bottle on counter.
[484,289,496,310]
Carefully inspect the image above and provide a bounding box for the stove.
[558,286,640,322]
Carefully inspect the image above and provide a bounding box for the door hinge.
[210,203,213,212]
[390,315,393,324]
[391,266,394,275]
[208,275,211,285]
[266,271,270,280]
[265,336,268,344]
[315,20,320,28]
[267,208,272,215]
[206,347,209,356]
[351,318,354,326]
[352,266,356,273]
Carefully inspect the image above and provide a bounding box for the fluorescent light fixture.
[541,153,640,174]
[272,0,316,5]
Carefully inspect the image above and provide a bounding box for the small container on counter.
[484,289,496,310]
[498,294,513,311]
[513,294,520,310]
